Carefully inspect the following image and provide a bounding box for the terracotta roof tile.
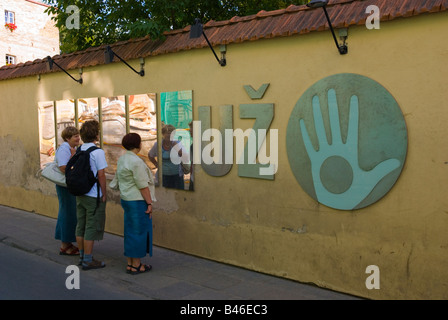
[1,0,447,81]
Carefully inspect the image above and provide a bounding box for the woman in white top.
[55,126,81,255]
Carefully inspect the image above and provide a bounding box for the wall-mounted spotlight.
[190,18,226,67]
[46,56,83,84]
[105,46,145,76]
[306,0,348,55]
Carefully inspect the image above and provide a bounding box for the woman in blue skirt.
[55,126,81,255]
[110,133,156,275]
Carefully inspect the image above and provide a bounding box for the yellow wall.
[1,12,447,299]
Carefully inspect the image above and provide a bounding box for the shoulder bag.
[40,159,67,187]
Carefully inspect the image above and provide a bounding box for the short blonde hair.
[61,126,79,142]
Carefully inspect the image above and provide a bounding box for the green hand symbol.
[299,89,401,210]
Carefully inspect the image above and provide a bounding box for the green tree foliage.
[43,0,307,53]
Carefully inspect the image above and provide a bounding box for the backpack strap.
[84,145,101,214]
[74,145,98,155]
[93,180,101,216]
[85,145,99,153]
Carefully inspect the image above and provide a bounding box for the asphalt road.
[0,205,361,305]
[0,242,145,300]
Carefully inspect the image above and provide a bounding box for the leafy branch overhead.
[43,0,307,54]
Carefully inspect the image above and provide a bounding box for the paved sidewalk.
[0,205,361,300]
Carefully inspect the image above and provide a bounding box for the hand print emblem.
[286,74,407,210]
[300,89,400,210]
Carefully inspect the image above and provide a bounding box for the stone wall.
[0,0,59,66]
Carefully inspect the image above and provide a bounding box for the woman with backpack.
[110,133,156,275]
[74,120,108,270]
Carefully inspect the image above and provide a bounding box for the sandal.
[126,264,132,274]
[82,258,105,270]
[59,243,80,256]
[130,263,152,275]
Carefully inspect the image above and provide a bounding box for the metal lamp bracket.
[338,28,348,47]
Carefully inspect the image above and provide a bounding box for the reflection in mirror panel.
[77,97,99,147]
[38,93,160,185]
[55,100,75,148]
[102,96,126,177]
[159,90,193,191]
[129,93,158,185]
[38,101,55,168]
[78,98,99,124]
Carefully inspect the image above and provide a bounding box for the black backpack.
[65,146,99,197]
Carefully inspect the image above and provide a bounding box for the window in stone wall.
[6,55,15,65]
[5,10,15,24]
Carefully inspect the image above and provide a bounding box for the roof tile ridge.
[46,46,99,61]
[285,4,307,13]
[111,35,154,46]
[191,0,363,31]
[183,3,310,32]
[327,0,360,7]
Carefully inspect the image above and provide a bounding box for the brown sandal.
[59,243,80,256]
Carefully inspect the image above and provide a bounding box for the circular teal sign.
[286,73,407,210]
